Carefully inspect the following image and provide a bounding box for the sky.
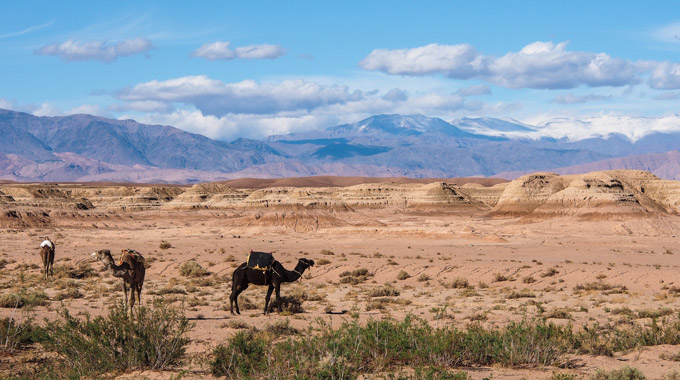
[1,0,680,141]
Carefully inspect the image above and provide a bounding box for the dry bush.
[367,285,400,297]
[574,281,627,295]
[339,268,372,284]
[507,289,536,299]
[523,276,536,284]
[449,277,470,289]
[159,241,172,250]
[397,270,410,280]
[179,261,208,277]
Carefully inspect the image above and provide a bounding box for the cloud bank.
[191,41,286,60]
[360,41,680,90]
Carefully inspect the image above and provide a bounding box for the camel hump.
[120,249,145,265]
[247,251,274,271]
[40,240,53,249]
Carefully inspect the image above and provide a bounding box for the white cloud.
[489,42,640,89]
[36,37,152,62]
[649,61,680,89]
[530,113,680,141]
[360,41,646,90]
[130,109,339,141]
[191,41,286,60]
[117,76,364,116]
[32,102,63,116]
[359,43,485,78]
[552,93,611,104]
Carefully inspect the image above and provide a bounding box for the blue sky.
[1,1,680,141]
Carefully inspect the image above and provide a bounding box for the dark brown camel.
[230,258,314,315]
[91,249,145,314]
[39,238,55,280]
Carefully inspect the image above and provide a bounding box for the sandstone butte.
[2,170,680,230]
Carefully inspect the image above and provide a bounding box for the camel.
[91,249,145,314]
[229,257,314,315]
[39,238,55,280]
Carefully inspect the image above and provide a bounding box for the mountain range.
[2,108,680,183]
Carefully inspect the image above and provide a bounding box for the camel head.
[91,249,114,265]
[298,258,315,269]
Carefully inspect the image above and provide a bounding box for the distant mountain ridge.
[2,108,680,183]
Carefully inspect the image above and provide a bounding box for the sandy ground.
[3,207,680,379]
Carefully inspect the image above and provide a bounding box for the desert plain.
[4,170,680,379]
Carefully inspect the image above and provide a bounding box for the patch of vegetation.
[43,301,192,378]
[417,274,431,282]
[523,276,537,284]
[574,281,627,295]
[449,277,470,289]
[367,285,400,297]
[493,273,510,282]
[507,289,536,299]
[339,268,372,284]
[541,267,560,277]
[179,261,208,277]
[0,290,48,308]
[589,366,646,380]
[397,270,411,280]
[0,315,46,352]
[159,240,172,250]
[317,258,331,266]
[268,295,304,314]
[210,316,569,379]
[54,288,84,301]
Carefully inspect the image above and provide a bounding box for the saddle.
[119,249,145,265]
[247,250,274,271]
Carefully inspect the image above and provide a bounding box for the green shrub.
[210,315,570,379]
[43,301,192,377]
[0,315,46,352]
[590,366,646,380]
[211,330,268,378]
[0,290,48,308]
[179,261,208,277]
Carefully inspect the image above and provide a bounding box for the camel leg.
[129,282,136,314]
[275,285,283,313]
[136,282,142,306]
[229,284,248,315]
[41,253,48,280]
[264,285,274,315]
[122,281,129,308]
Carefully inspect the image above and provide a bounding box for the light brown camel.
[91,249,145,313]
[39,238,55,280]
